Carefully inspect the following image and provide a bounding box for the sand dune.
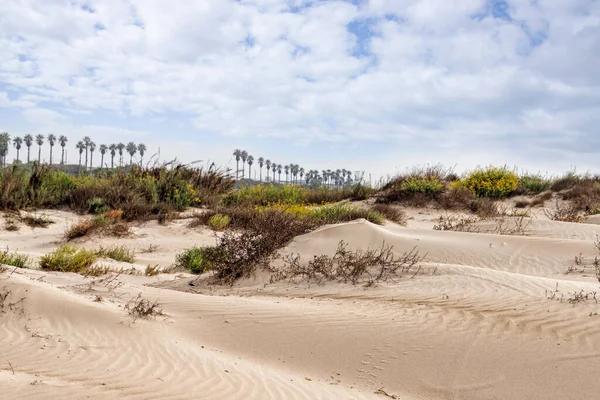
[2,209,600,399]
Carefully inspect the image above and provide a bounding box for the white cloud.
[0,0,599,177]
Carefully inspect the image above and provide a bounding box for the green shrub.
[0,250,31,268]
[400,177,444,197]
[175,247,213,274]
[88,197,107,214]
[39,245,98,273]
[518,175,552,195]
[208,214,230,231]
[95,245,135,263]
[462,167,518,198]
[308,203,384,225]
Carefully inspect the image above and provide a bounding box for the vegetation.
[175,247,213,274]
[0,249,31,269]
[39,245,98,273]
[0,163,233,220]
[273,241,424,286]
[95,245,136,263]
[462,167,519,198]
[207,214,230,231]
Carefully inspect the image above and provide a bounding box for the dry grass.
[65,209,130,241]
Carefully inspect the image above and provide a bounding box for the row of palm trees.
[233,149,355,187]
[0,132,147,169]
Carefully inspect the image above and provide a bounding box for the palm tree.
[23,134,33,163]
[265,159,271,182]
[13,136,23,164]
[47,134,56,164]
[137,143,146,166]
[126,142,137,165]
[241,150,248,178]
[291,164,298,185]
[89,142,96,168]
[76,141,85,168]
[258,157,264,182]
[284,165,290,184]
[35,134,44,163]
[247,155,254,180]
[109,144,117,169]
[83,136,91,168]
[233,149,242,180]
[0,132,10,167]
[300,168,305,186]
[99,144,108,169]
[117,143,125,166]
[59,135,68,164]
[277,164,282,183]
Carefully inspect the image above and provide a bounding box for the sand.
[1,206,600,399]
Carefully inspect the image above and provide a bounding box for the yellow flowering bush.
[462,167,518,198]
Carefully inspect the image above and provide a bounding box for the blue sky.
[1,0,599,179]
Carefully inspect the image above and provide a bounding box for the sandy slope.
[2,208,600,399]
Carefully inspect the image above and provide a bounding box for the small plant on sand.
[207,213,231,231]
[95,245,136,263]
[124,293,163,322]
[175,246,213,274]
[462,167,518,198]
[39,245,98,274]
[0,248,31,269]
[144,265,162,276]
[20,213,53,228]
[139,244,160,253]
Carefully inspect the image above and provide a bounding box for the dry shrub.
[200,210,316,285]
[514,200,530,208]
[433,215,480,232]
[544,201,586,223]
[469,198,499,218]
[437,187,476,210]
[20,213,53,228]
[372,204,407,225]
[124,293,163,322]
[434,213,531,235]
[273,241,424,286]
[65,209,130,241]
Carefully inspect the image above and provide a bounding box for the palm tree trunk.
[259,168,262,182]
[85,149,88,168]
[130,155,133,165]
[49,145,53,165]
[61,147,65,164]
[101,154,105,169]
[236,161,239,179]
[90,153,94,169]
[27,147,30,163]
[38,146,41,163]
[16,148,20,163]
[111,155,114,169]
[78,154,82,167]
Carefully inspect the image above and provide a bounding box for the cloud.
[0,0,599,177]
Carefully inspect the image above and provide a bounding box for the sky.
[1,0,599,180]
